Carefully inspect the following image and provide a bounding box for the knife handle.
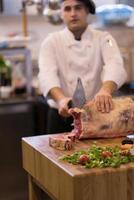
[122,138,133,145]
[68,100,73,109]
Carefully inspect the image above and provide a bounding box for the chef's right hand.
[58,97,72,117]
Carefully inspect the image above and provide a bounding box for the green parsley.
[60,144,134,168]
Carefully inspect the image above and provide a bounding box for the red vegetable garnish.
[101,151,112,158]
[78,154,90,165]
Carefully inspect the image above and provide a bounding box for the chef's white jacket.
[38,25,127,109]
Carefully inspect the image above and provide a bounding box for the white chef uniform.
[38,25,127,109]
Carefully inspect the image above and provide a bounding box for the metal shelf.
[0,47,33,96]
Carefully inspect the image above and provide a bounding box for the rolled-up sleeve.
[101,32,127,88]
[38,35,60,97]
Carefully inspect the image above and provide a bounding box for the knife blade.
[68,77,86,108]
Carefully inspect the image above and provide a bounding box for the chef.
[38,0,127,134]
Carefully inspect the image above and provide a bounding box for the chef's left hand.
[94,90,113,113]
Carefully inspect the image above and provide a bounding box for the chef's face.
[61,0,88,32]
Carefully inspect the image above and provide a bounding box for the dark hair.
[60,0,96,14]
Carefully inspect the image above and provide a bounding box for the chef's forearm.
[48,87,66,103]
[100,81,117,94]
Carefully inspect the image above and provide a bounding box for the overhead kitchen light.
[43,0,62,24]
[21,0,45,37]
[21,0,62,37]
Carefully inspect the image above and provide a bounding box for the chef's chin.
[69,24,82,32]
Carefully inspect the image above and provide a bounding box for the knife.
[68,77,86,108]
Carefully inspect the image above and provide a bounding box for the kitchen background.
[1,0,134,200]
[1,0,134,80]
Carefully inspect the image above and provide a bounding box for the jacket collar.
[62,26,93,48]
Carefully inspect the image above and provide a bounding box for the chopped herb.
[60,144,134,168]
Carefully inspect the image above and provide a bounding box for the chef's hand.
[95,90,113,113]
[58,97,72,117]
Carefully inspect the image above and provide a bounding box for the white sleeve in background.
[38,35,61,97]
[100,32,127,89]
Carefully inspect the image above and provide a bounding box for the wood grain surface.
[22,134,134,200]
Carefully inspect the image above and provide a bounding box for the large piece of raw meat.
[70,97,134,139]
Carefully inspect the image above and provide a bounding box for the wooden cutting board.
[22,134,134,200]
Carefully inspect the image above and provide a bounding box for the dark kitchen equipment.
[122,134,134,145]
[0,99,35,200]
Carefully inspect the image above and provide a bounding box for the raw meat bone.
[49,133,76,151]
[70,97,134,139]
